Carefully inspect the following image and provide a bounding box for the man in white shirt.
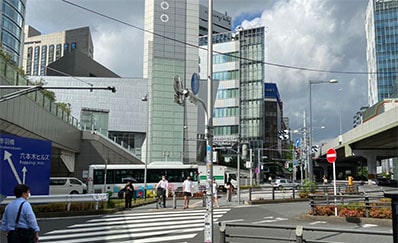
[156,176,168,208]
[182,176,194,209]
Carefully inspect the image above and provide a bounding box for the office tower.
[0,0,27,66]
[143,0,231,163]
[199,27,282,164]
[23,25,93,76]
[366,0,398,106]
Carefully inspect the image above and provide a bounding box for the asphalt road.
[1,191,393,243]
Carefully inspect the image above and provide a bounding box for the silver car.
[271,178,299,190]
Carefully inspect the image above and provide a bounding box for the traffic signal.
[311,145,319,154]
[278,129,289,140]
[295,148,301,159]
[173,75,183,106]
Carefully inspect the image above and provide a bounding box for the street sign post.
[326,148,337,216]
[326,148,336,163]
[0,134,51,198]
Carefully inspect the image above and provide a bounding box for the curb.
[299,214,392,227]
[247,198,308,205]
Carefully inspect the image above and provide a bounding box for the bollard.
[272,187,275,200]
[295,225,303,243]
[309,196,315,215]
[173,191,176,209]
[365,196,370,218]
[219,222,226,243]
[292,187,295,199]
[202,192,206,207]
[385,193,398,243]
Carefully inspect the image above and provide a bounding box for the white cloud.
[236,0,368,143]
[25,0,369,144]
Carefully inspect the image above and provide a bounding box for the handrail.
[0,193,108,210]
[219,221,392,243]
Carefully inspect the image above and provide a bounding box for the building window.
[33,46,40,76]
[56,44,62,60]
[64,43,69,55]
[48,45,54,64]
[71,42,77,50]
[40,45,47,75]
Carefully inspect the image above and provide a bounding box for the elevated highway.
[320,105,398,177]
[0,57,142,178]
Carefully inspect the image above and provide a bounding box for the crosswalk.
[38,208,230,243]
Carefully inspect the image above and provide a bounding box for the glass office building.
[0,0,26,66]
[366,0,398,106]
[199,27,267,151]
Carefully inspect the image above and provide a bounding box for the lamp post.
[141,94,149,201]
[309,79,338,181]
[338,88,343,135]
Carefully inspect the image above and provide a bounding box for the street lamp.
[309,79,338,181]
[141,94,149,201]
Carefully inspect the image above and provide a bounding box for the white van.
[49,177,87,195]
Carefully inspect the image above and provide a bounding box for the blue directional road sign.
[295,138,300,147]
[0,134,51,196]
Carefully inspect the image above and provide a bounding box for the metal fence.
[1,194,108,211]
[219,221,392,243]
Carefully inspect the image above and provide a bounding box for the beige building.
[23,25,94,76]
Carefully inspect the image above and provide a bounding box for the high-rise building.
[366,0,398,106]
[23,25,94,76]
[0,0,27,66]
[199,27,285,166]
[143,0,231,163]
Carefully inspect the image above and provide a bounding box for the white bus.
[87,162,199,198]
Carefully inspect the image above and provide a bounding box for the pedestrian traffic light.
[295,149,301,159]
[242,144,248,160]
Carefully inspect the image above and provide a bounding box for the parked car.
[271,178,299,190]
[49,177,87,194]
[376,178,398,187]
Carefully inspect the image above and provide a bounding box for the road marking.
[310,221,327,225]
[253,216,288,224]
[362,224,378,228]
[220,219,244,223]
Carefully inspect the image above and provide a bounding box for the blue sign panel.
[0,134,51,196]
[295,138,300,147]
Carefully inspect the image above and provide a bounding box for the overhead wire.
[60,0,387,76]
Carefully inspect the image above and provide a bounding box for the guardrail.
[247,184,352,202]
[218,222,392,243]
[1,194,108,211]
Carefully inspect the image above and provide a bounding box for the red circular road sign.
[326,149,337,163]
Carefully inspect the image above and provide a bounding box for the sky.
[25,0,370,147]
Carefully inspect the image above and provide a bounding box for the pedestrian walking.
[156,176,168,208]
[1,184,40,243]
[212,178,220,208]
[183,176,194,209]
[225,177,234,202]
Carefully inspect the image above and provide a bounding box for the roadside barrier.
[1,193,108,210]
[219,221,392,243]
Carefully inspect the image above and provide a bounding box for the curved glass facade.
[1,0,26,65]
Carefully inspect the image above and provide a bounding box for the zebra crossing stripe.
[90,209,229,222]
[39,208,230,243]
[40,227,203,242]
[67,214,224,228]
